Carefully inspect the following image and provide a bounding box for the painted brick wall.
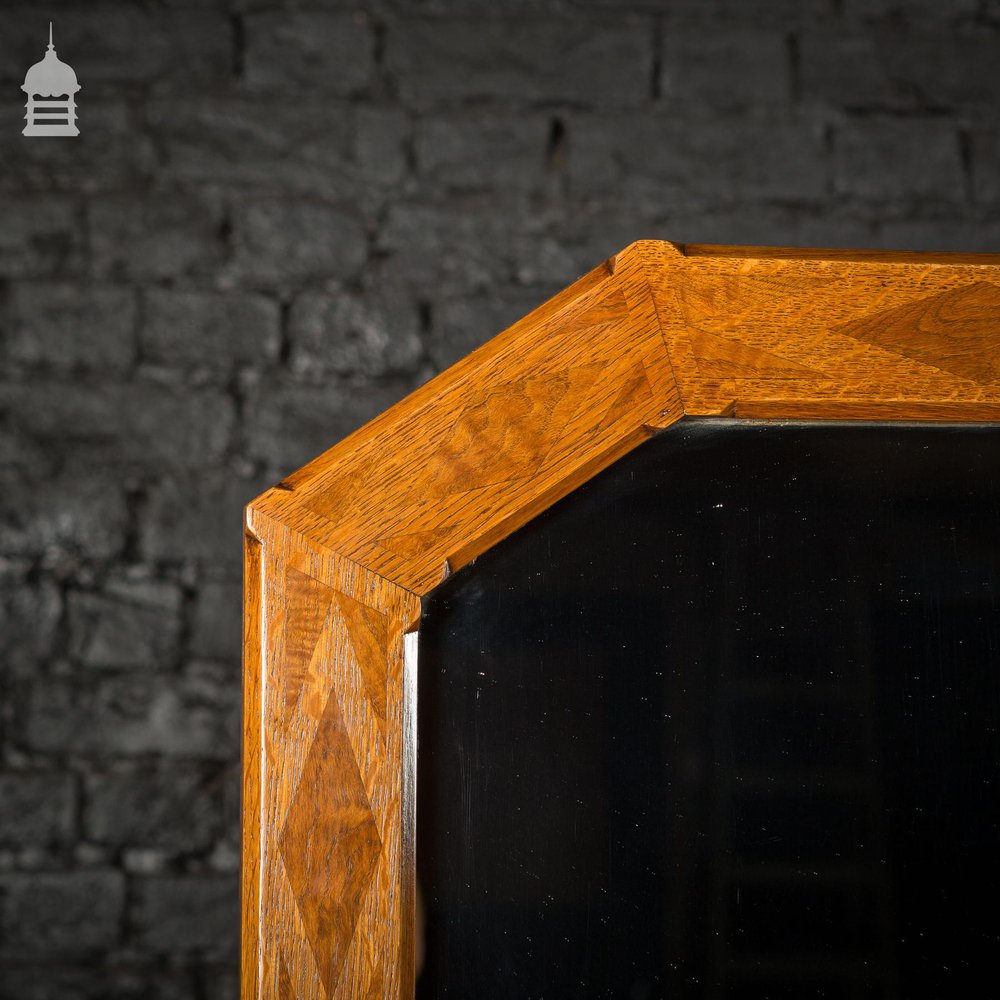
[0,1,997,996]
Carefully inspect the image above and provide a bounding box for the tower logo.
[22,23,80,137]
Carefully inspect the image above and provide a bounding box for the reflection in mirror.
[416,420,1000,999]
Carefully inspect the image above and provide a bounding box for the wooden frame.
[242,240,1000,1000]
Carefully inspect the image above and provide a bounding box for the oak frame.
[242,240,1000,1000]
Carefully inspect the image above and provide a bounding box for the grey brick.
[412,0,829,17]
[134,874,238,954]
[140,471,268,576]
[83,764,228,853]
[801,29,1000,112]
[287,287,423,379]
[567,114,828,204]
[0,403,54,467]
[590,199,873,261]
[660,27,790,107]
[971,129,1000,205]
[199,966,239,1000]
[0,197,83,278]
[378,201,511,292]
[243,376,416,475]
[190,581,243,662]
[661,204,876,251]
[431,287,556,370]
[207,839,240,874]
[0,557,32,585]
[356,107,412,188]
[0,101,156,194]
[843,0,978,16]
[0,966,196,1000]
[243,11,375,94]
[380,0,578,10]
[0,380,235,471]
[575,0,829,19]
[141,289,280,371]
[0,464,128,561]
[0,871,124,953]
[0,773,76,848]
[878,217,1000,253]
[544,199,660,279]
[0,8,232,90]
[833,121,964,201]
[0,573,62,674]
[150,99,349,189]
[217,768,241,863]
[67,578,184,670]
[3,283,136,375]
[229,200,368,288]
[88,194,225,282]
[149,100,409,208]
[386,16,653,108]
[378,198,575,295]
[414,112,553,192]
[122,847,170,874]
[21,664,240,760]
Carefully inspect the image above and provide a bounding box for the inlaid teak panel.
[242,241,1000,1000]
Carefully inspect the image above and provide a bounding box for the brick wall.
[0,1,997,996]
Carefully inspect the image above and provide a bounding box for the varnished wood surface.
[643,241,1000,418]
[243,240,1000,1000]
[252,249,678,595]
[244,508,420,1000]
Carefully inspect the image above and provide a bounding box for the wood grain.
[243,239,1000,1000]
[642,240,1000,417]
[244,508,419,1000]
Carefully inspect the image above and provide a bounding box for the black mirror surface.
[416,419,1000,999]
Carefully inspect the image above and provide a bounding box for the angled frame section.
[242,240,1000,1000]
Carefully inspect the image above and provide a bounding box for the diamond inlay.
[278,957,295,1000]
[689,330,820,379]
[279,684,382,999]
[281,567,334,711]
[374,524,459,562]
[335,591,389,721]
[598,362,653,431]
[836,280,1000,385]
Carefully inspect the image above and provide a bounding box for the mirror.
[416,419,1000,999]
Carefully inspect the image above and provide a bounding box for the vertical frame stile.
[244,507,420,1000]
[241,515,264,1000]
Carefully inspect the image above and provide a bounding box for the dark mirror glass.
[416,420,1000,1000]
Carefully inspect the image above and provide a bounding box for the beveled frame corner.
[242,239,1000,1000]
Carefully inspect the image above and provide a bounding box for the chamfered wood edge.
[271,255,622,499]
[249,234,1000,596]
[674,242,1000,265]
[241,519,263,1000]
[732,400,1000,421]
[247,239,686,596]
